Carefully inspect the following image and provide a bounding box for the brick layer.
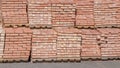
[52,4,76,27]
[0,28,5,59]
[76,0,95,27]
[28,3,52,27]
[0,0,2,26]
[94,0,120,27]
[80,29,101,59]
[98,28,120,59]
[32,29,57,60]
[1,0,28,26]
[55,27,81,60]
[3,27,32,61]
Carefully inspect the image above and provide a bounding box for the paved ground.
[0,61,119,68]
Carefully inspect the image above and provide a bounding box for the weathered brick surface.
[94,0,120,27]
[1,0,28,26]
[0,0,2,27]
[0,0,120,62]
[28,0,51,4]
[0,28,5,59]
[76,0,95,27]
[80,29,101,59]
[3,27,32,61]
[97,28,120,59]
[51,0,75,4]
[28,0,52,28]
[32,29,57,61]
[52,4,76,27]
[55,27,81,60]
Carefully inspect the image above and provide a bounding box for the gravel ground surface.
[0,61,119,68]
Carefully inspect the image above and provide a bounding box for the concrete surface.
[0,61,120,68]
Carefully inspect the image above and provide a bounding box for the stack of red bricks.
[0,0,120,62]
[32,29,57,61]
[3,27,32,61]
[28,0,52,28]
[0,0,2,26]
[1,0,28,26]
[94,0,120,27]
[80,29,101,59]
[55,27,81,61]
[76,0,95,28]
[0,28,5,60]
[97,28,120,59]
[51,0,76,27]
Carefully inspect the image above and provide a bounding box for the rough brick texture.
[51,0,75,4]
[3,27,32,61]
[28,0,52,28]
[76,0,95,27]
[80,29,101,59]
[0,28,5,59]
[0,0,120,62]
[1,0,28,26]
[98,28,120,59]
[0,0,2,27]
[32,29,57,61]
[94,0,120,27]
[52,4,76,27]
[55,27,81,60]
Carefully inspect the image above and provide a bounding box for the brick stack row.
[52,3,76,27]
[32,29,57,61]
[94,0,120,27]
[55,27,81,61]
[98,28,120,59]
[80,29,101,59]
[28,0,52,28]
[0,28,5,60]
[3,27,32,61]
[0,0,2,27]
[76,0,95,28]
[1,0,28,27]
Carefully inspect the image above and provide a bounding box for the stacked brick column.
[0,0,2,27]
[3,27,32,61]
[55,27,81,61]
[1,0,28,27]
[28,0,52,28]
[98,28,120,59]
[51,0,76,27]
[80,29,101,59]
[0,28,5,60]
[32,29,57,62]
[0,0,5,60]
[76,0,95,28]
[94,0,120,27]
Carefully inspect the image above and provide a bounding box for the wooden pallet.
[32,58,57,63]
[0,59,4,63]
[81,57,101,61]
[75,25,95,29]
[4,24,29,28]
[56,58,81,62]
[2,59,29,63]
[101,56,120,60]
[95,24,120,28]
[30,25,52,29]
